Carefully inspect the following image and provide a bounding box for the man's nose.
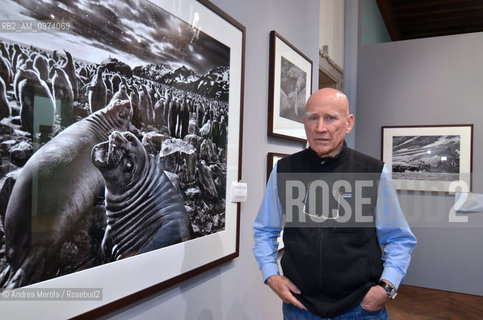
[315,119,328,132]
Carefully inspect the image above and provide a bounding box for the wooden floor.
[386,285,483,320]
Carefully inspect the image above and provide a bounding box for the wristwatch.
[378,281,397,299]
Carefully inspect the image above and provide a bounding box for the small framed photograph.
[266,152,289,182]
[266,152,289,251]
[268,31,312,142]
[381,125,473,192]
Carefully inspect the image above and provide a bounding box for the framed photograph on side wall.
[266,152,289,251]
[0,0,245,318]
[266,152,289,182]
[381,125,473,192]
[268,31,312,142]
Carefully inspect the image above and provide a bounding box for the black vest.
[277,143,384,318]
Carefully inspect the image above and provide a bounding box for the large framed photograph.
[0,0,245,318]
[268,31,312,142]
[381,125,473,192]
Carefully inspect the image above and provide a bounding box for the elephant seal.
[91,131,192,262]
[3,99,132,288]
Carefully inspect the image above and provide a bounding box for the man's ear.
[345,114,355,134]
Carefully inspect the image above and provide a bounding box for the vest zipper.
[317,227,327,317]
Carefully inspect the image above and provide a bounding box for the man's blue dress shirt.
[253,164,417,290]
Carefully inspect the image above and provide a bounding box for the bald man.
[253,88,416,319]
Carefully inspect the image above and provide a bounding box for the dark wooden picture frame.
[381,125,473,193]
[0,0,245,318]
[266,152,289,182]
[266,152,288,251]
[268,30,312,142]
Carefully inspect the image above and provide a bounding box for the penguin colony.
[0,40,228,143]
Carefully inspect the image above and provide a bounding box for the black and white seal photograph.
[278,56,307,123]
[268,30,312,142]
[391,135,460,181]
[0,0,232,289]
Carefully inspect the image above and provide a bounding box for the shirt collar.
[307,141,347,165]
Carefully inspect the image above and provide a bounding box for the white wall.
[356,32,483,295]
[319,0,345,69]
[101,0,320,319]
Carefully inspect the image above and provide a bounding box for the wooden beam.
[396,3,483,18]
[391,0,480,11]
[399,10,483,27]
[375,0,401,41]
[401,26,483,39]
[400,19,483,32]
